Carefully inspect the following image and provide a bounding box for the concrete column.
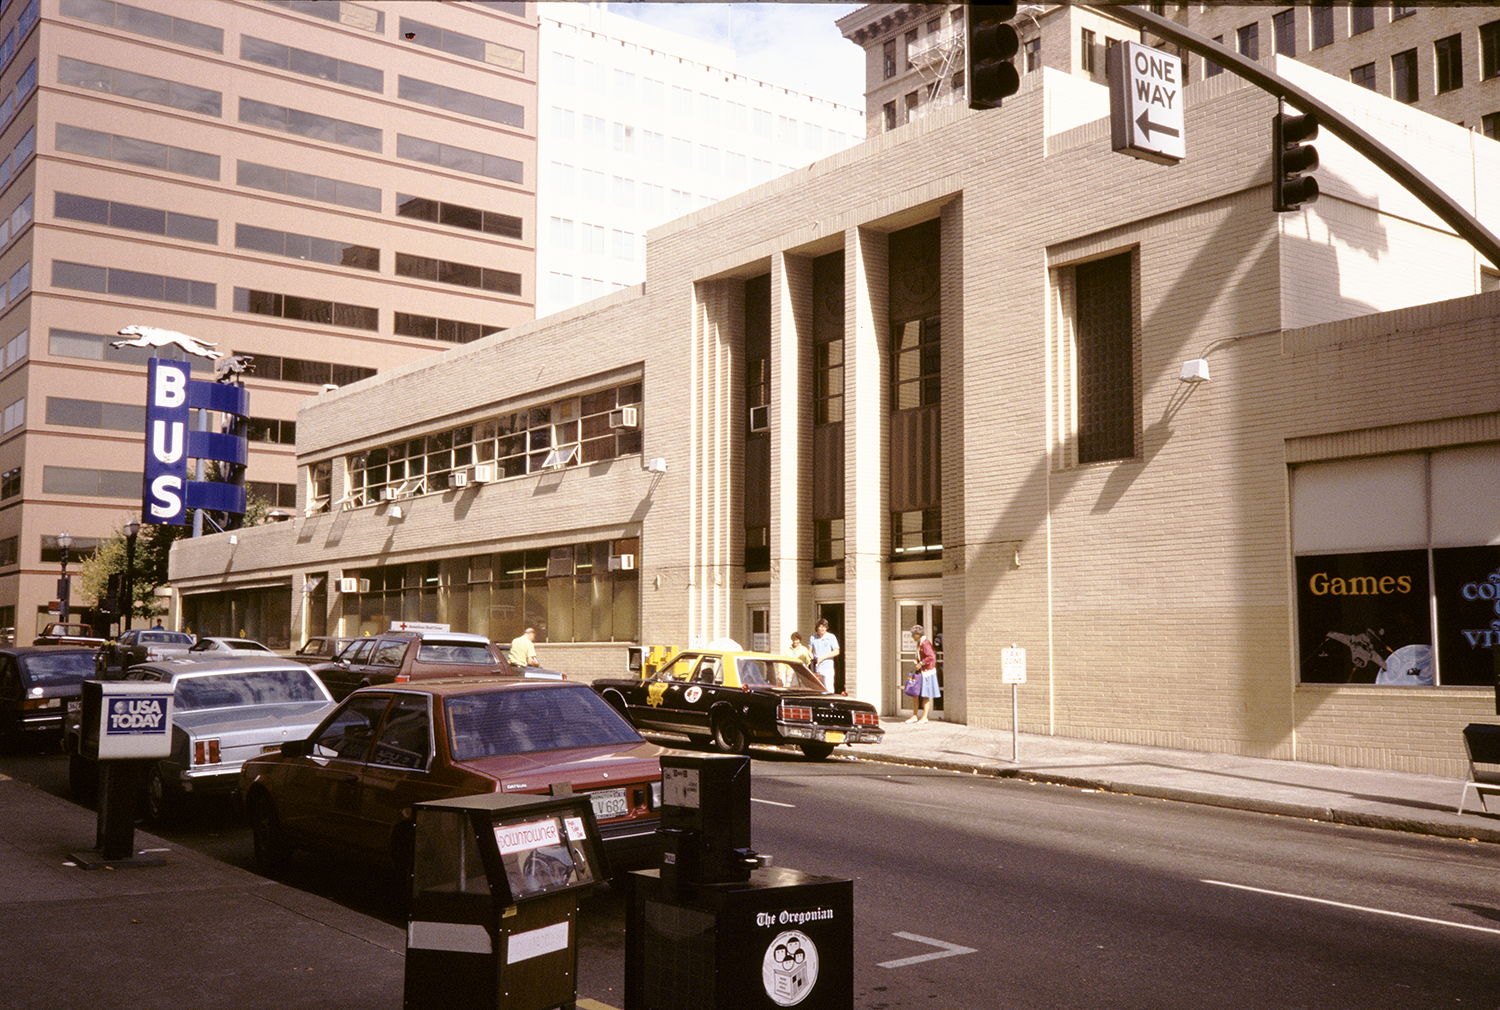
[770,252,814,651]
[938,198,967,723]
[844,226,889,708]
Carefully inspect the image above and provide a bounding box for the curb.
[852,750,1500,847]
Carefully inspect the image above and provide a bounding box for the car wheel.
[69,752,98,802]
[799,742,836,761]
[248,793,293,877]
[144,765,174,823]
[712,713,748,755]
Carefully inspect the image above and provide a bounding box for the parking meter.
[405,791,606,1010]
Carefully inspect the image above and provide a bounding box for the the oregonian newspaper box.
[405,791,607,1010]
[625,754,853,1010]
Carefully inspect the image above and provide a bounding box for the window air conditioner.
[749,404,770,432]
[451,471,469,488]
[609,553,637,571]
[471,464,495,484]
[381,486,400,501]
[337,577,361,593]
[608,406,638,429]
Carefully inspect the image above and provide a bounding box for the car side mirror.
[281,738,313,758]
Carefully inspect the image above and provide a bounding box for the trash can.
[624,754,853,1010]
[405,792,608,1010]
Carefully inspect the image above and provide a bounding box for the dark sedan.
[591,647,884,759]
[0,646,97,749]
[239,679,664,881]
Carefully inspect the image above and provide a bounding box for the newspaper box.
[405,792,607,1010]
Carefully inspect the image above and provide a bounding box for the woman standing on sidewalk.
[907,625,940,723]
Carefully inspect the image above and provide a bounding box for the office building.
[1,0,538,637]
[172,52,1500,778]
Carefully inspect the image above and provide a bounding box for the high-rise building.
[534,3,864,316]
[1,0,539,638]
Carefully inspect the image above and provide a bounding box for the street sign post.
[1109,40,1185,165]
[1002,646,1026,761]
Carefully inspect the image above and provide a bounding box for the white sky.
[599,2,866,110]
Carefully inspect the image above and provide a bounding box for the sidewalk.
[864,716,1500,845]
[4,719,1499,1009]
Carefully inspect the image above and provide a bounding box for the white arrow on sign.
[878,931,978,969]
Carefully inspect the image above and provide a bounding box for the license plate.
[590,787,629,820]
[824,731,845,744]
[261,744,282,754]
[67,699,81,713]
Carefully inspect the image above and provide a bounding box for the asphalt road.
[7,743,1500,1008]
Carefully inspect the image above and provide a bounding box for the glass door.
[895,600,943,716]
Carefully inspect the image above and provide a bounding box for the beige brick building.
[171,56,1500,777]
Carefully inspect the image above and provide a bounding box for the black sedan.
[0,646,97,750]
[591,647,884,760]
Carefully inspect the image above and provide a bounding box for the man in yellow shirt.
[508,627,540,668]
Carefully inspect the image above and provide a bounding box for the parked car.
[33,622,106,648]
[95,629,196,677]
[186,636,275,656]
[0,646,97,750]
[65,656,335,821]
[591,646,884,760]
[311,631,534,701]
[287,636,354,664]
[239,679,664,880]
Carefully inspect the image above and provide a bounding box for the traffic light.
[967,3,1020,110]
[1273,100,1319,212]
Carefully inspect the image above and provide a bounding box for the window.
[49,327,213,371]
[58,57,221,115]
[236,225,377,270]
[904,28,918,70]
[883,38,896,79]
[233,288,378,332]
[239,98,380,151]
[1074,252,1135,464]
[1206,36,1224,78]
[1350,5,1375,35]
[904,91,918,124]
[53,261,214,308]
[397,135,522,184]
[1024,37,1040,73]
[60,0,222,51]
[1435,34,1463,94]
[1292,447,1500,687]
[240,348,374,387]
[46,397,144,431]
[396,195,522,240]
[1311,4,1333,49]
[394,313,502,345]
[56,193,215,243]
[246,418,296,445]
[265,0,384,33]
[238,161,379,211]
[57,124,218,179]
[1273,9,1296,57]
[1350,63,1377,91]
[399,77,522,128]
[883,102,896,131]
[1392,48,1418,103]
[1390,6,1415,20]
[1237,23,1259,61]
[240,36,382,91]
[43,466,140,498]
[1482,111,1500,141]
[398,17,523,71]
[0,467,18,499]
[1483,20,1500,80]
[1081,28,1096,74]
[396,253,521,296]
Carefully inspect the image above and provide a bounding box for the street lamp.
[122,519,141,632]
[56,531,73,624]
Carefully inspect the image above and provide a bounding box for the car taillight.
[779,705,813,723]
[394,673,410,683]
[193,739,221,765]
[854,710,879,728]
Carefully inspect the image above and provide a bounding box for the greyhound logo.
[112,325,222,361]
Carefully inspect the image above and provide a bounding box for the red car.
[239,679,664,881]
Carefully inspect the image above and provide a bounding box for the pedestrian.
[787,631,813,667]
[809,618,840,692]
[907,624,940,723]
[507,626,541,669]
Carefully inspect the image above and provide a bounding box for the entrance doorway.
[815,602,845,694]
[895,600,943,716]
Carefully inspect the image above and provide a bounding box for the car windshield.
[736,657,827,691]
[417,641,499,664]
[174,669,328,710]
[142,632,192,644]
[22,651,96,684]
[446,686,642,760]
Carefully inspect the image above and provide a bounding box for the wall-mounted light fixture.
[388,506,404,521]
[1179,358,1210,383]
[645,457,668,474]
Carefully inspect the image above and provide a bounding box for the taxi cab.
[590,645,883,760]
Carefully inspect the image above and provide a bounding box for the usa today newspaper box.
[405,792,606,1010]
[625,754,853,1010]
[78,680,175,860]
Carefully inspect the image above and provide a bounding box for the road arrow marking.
[878,931,977,968]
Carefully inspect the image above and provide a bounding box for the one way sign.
[1108,41,1185,165]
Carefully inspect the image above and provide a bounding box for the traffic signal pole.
[1107,5,1500,270]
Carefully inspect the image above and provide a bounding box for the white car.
[187,636,276,657]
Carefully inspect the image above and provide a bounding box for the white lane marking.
[1203,879,1500,937]
[878,931,978,968]
[752,797,794,807]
